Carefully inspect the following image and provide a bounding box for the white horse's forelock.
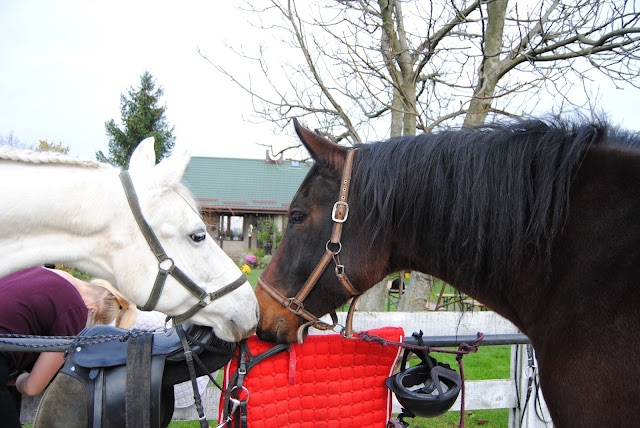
[0,145,109,169]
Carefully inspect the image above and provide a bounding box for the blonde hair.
[85,279,137,329]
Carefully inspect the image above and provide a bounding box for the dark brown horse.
[256,118,640,427]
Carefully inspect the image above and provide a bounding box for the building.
[182,152,311,260]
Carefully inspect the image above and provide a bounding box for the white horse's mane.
[0,145,200,212]
[0,145,109,169]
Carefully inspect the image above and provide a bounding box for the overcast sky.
[1,1,638,161]
[0,1,291,160]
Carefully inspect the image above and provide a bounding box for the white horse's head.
[114,139,258,342]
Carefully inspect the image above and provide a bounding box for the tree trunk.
[397,272,433,311]
[357,278,388,311]
[401,76,417,136]
[464,0,508,127]
[390,87,403,137]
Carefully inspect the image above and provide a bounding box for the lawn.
[244,267,263,289]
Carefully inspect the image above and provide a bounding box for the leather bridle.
[119,170,246,326]
[257,149,361,343]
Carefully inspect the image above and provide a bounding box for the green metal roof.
[182,156,312,214]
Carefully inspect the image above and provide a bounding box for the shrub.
[244,254,258,265]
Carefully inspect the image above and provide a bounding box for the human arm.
[14,351,65,396]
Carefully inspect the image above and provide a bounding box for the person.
[0,266,136,427]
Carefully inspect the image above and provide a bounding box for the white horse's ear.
[128,137,157,172]
[152,144,191,185]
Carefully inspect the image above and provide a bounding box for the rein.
[257,149,361,342]
[119,170,246,326]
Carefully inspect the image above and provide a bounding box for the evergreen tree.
[97,71,175,168]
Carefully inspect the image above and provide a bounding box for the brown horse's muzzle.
[255,285,305,343]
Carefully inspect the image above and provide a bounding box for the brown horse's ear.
[293,118,347,169]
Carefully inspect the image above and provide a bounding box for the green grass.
[407,409,510,427]
[168,422,205,427]
[244,267,263,289]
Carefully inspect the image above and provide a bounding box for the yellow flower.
[241,264,251,275]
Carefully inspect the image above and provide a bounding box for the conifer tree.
[97,71,175,168]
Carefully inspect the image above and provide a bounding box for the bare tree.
[204,0,640,142]
[0,131,27,149]
[203,0,640,310]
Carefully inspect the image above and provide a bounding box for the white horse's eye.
[190,231,206,243]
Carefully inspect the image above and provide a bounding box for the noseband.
[119,170,246,326]
[257,150,361,342]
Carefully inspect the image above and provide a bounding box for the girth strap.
[125,332,153,428]
[92,369,104,428]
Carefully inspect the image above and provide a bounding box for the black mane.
[352,119,638,287]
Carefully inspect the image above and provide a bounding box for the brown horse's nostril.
[256,325,276,342]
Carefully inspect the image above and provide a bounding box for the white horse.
[0,139,258,342]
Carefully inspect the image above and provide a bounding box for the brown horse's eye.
[290,211,306,224]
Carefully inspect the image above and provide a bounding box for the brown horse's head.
[255,120,388,343]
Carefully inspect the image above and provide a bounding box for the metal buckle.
[286,298,304,313]
[331,201,349,223]
[158,257,175,272]
[163,316,175,336]
[326,240,342,255]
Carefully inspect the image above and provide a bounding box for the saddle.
[35,324,227,428]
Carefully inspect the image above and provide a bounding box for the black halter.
[119,170,246,326]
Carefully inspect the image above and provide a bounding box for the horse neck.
[0,161,124,280]
[353,136,547,330]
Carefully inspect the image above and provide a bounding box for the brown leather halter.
[258,149,361,343]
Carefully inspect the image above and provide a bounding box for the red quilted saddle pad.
[219,327,404,428]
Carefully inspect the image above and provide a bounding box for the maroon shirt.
[0,266,88,372]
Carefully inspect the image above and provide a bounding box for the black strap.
[92,369,104,428]
[119,170,168,261]
[171,274,247,327]
[125,332,153,428]
[223,342,289,427]
[177,326,209,428]
[119,170,173,311]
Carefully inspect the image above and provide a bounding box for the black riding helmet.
[385,332,461,418]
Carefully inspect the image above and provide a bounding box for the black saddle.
[69,324,217,367]
[51,324,227,428]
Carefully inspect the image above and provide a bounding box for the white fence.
[21,311,553,427]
